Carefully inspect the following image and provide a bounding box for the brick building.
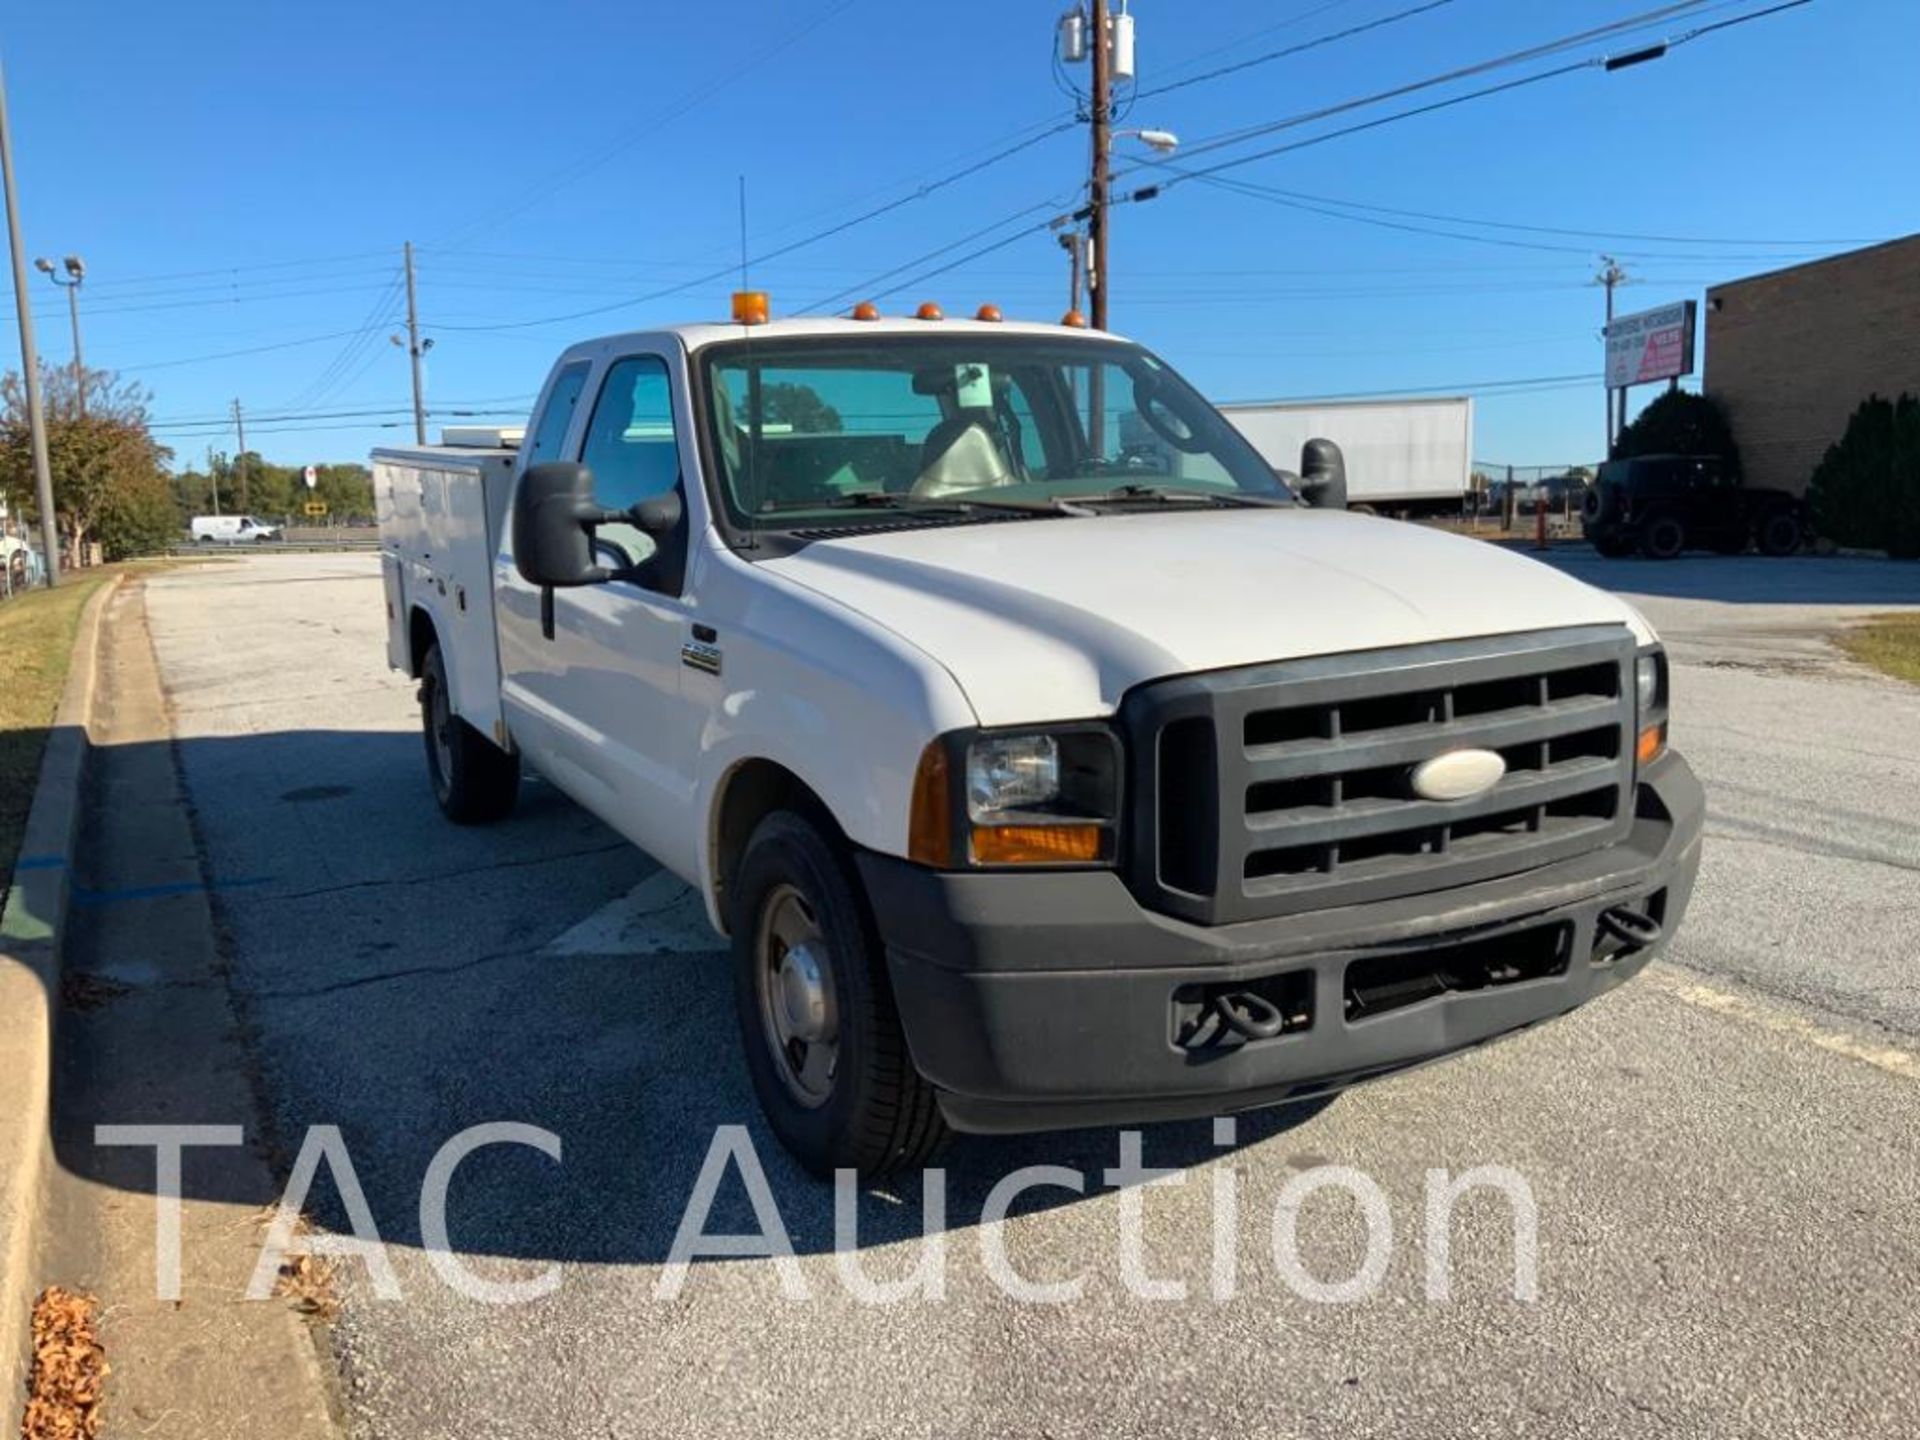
[1704,233,1920,495]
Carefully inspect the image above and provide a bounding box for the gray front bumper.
[858,751,1704,1134]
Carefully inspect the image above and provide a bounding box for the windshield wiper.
[764,491,1090,519]
[1060,484,1293,508]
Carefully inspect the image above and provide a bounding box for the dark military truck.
[1583,454,1806,559]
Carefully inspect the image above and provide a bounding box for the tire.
[419,641,519,824]
[1757,508,1803,557]
[1638,513,1687,560]
[1591,533,1635,559]
[729,810,948,1177]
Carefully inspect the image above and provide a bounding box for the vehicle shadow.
[1536,549,1920,606]
[44,724,1339,1267]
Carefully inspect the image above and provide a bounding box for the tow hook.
[1597,906,1662,949]
[1215,990,1288,1041]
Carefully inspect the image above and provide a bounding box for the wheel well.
[408,607,438,678]
[712,760,837,932]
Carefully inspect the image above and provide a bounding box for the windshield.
[696,334,1291,530]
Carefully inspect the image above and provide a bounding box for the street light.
[1115,127,1179,155]
[34,251,85,419]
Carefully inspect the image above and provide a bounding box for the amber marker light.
[851,300,881,320]
[730,290,770,325]
[971,824,1105,866]
[975,303,1003,322]
[915,301,945,321]
[1060,309,1088,328]
[907,742,954,867]
[1637,722,1668,765]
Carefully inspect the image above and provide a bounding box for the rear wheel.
[1757,508,1803,557]
[1639,513,1687,560]
[1590,531,1634,558]
[730,810,948,1177]
[419,641,519,824]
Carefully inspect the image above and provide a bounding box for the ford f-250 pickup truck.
[375,302,1702,1176]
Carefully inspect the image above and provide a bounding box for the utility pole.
[206,444,222,517]
[1087,0,1112,333]
[231,399,249,512]
[0,59,60,585]
[1598,255,1627,455]
[401,240,427,445]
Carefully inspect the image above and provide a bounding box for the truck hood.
[762,508,1654,726]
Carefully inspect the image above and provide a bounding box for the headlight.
[1635,647,1669,766]
[1635,651,1666,715]
[909,726,1121,868]
[968,735,1060,820]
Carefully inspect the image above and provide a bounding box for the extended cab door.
[495,346,705,880]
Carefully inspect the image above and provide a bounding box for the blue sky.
[3,0,1913,471]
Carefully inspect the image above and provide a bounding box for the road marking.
[541,869,720,958]
[1644,967,1920,1083]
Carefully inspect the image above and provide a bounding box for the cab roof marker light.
[731,290,770,326]
[1061,309,1088,328]
[851,300,881,321]
[976,303,1003,322]
[915,301,944,321]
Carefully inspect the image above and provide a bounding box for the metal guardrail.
[165,538,382,556]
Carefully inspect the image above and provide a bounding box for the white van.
[190,514,280,544]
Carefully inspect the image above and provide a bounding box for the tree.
[1612,390,1741,478]
[1808,393,1920,559]
[761,382,842,433]
[0,362,176,560]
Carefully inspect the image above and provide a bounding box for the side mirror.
[1297,437,1347,510]
[513,461,609,588]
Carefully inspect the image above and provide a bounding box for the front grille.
[1119,627,1638,925]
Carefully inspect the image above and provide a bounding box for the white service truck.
[1218,395,1474,516]
[376,311,1700,1175]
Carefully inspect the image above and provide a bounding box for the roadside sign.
[303,465,319,490]
[303,501,328,517]
[1605,301,1696,388]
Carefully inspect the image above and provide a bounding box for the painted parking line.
[1644,966,1920,1083]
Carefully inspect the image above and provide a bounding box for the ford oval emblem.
[1409,748,1507,802]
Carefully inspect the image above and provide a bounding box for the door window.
[527,361,592,465]
[580,355,684,570]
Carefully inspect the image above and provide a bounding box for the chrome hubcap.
[755,884,839,1108]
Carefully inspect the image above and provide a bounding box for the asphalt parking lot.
[77,549,1920,1438]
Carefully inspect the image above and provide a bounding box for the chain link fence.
[1468,461,1601,534]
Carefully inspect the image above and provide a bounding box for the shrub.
[1612,390,1741,478]
[1808,394,1920,559]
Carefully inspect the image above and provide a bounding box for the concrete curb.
[0,573,123,1413]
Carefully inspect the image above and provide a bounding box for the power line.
[1135,0,1719,174]
[1135,0,1459,101]
[1121,0,1817,199]
[1175,180,1881,249]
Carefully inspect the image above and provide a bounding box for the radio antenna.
[738,175,749,292]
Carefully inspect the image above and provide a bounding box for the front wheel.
[419,641,519,824]
[1639,514,1687,560]
[730,811,948,1176]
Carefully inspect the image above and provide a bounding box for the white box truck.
[376,309,1699,1175]
[1218,395,1474,516]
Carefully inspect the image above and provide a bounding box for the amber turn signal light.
[907,742,954,867]
[970,824,1105,866]
[1636,722,1667,765]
